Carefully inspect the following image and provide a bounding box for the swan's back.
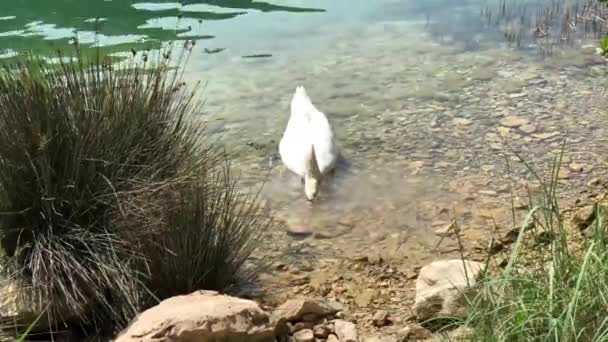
[279,86,338,177]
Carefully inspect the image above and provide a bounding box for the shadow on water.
[0,0,325,57]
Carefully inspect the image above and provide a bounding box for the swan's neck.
[303,145,322,201]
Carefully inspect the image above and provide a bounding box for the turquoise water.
[1,1,607,261]
[0,1,529,61]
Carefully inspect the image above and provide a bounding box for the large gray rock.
[272,298,343,322]
[414,260,484,321]
[115,290,276,342]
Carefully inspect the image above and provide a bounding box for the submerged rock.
[115,290,275,342]
[500,115,529,128]
[569,162,593,173]
[414,259,485,321]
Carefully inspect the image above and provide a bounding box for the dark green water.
[0,0,334,59]
[0,1,369,60]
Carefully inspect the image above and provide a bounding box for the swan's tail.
[291,85,316,115]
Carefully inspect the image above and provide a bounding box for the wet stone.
[532,131,560,140]
[519,123,537,134]
[286,222,314,237]
[453,118,473,126]
[569,163,593,173]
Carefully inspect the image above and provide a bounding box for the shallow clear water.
[2,0,608,263]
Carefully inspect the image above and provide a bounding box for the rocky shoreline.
[116,258,483,342]
[110,178,608,342]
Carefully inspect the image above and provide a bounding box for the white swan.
[279,86,338,201]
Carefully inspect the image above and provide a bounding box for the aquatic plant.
[599,37,608,56]
[0,44,269,338]
[482,0,608,55]
[464,147,608,341]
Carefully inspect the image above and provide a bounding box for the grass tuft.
[0,43,269,338]
[465,144,608,341]
[120,158,271,304]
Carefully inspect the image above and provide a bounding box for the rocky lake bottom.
[175,18,608,336]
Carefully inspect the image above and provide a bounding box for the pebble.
[569,162,593,173]
[490,143,503,150]
[513,196,529,210]
[500,115,529,128]
[355,289,377,307]
[399,324,433,340]
[519,123,537,134]
[334,320,359,342]
[313,325,331,339]
[293,329,314,342]
[572,205,596,230]
[434,221,455,237]
[478,189,498,196]
[481,164,495,172]
[453,118,473,126]
[362,336,398,342]
[496,126,510,137]
[532,131,560,140]
[286,222,313,237]
[508,92,527,99]
[558,167,571,179]
[372,310,391,327]
[327,335,339,342]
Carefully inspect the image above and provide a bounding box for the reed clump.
[0,43,270,338]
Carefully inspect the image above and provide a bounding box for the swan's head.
[304,174,320,201]
[303,145,322,201]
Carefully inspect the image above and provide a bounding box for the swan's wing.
[280,86,339,175]
[279,135,310,176]
[309,110,338,173]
